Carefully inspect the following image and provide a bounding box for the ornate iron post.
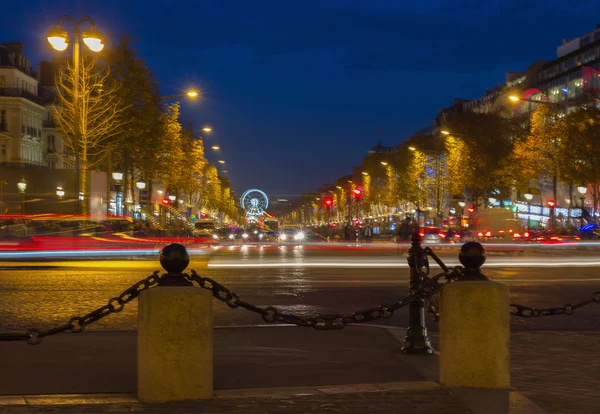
[402,231,433,354]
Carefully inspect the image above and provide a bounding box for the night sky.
[2,1,598,198]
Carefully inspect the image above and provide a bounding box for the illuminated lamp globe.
[524,193,533,201]
[112,172,123,181]
[82,28,105,52]
[578,186,587,195]
[136,181,146,190]
[47,26,69,51]
[17,178,27,193]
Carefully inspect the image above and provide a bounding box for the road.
[0,243,599,333]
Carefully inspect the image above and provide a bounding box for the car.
[212,227,235,241]
[419,226,443,243]
[278,225,306,244]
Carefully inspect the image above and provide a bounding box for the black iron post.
[402,231,433,354]
[158,243,193,286]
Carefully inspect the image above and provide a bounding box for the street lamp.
[211,145,220,150]
[160,90,200,101]
[508,94,558,107]
[380,161,388,166]
[202,127,212,133]
[136,181,146,209]
[47,16,104,214]
[17,178,26,213]
[56,187,65,199]
[218,160,225,164]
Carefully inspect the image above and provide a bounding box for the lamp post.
[112,172,123,216]
[524,193,533,229]
[578,185,587,214]
[17,178,26,214]
[0,180,6,214]
[47,16,104,215]
[136,181,146,211]
[56,187,65,199]
[160,90,199,101]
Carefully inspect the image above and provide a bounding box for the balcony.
[0,88,47,107]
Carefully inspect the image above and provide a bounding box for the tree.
[158,103,186,193]
[53,55,129,214]
[443,111,516,208]
[561,101,600,215]
[510,105,564,202]
[104,35,164,196]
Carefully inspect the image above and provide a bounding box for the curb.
[0,381,442,406]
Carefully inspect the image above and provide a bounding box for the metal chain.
[185,270,447,330]
[510,292,600,318]
[0,271,160,345]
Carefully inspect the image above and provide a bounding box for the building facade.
[0,42,74,214]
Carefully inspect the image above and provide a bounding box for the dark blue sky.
[2,1,598,198]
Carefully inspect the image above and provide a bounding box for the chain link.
[0,271,160,345]
[510,292,600,318]
[185,269,447,330]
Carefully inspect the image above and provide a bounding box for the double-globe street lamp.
[48,16,105,215]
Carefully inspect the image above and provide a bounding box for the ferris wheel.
[240,189,269,217]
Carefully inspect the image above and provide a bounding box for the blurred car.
[474,228,533,242]
[532,230,581,243]
[212,227,235,241]
[278,225,306,244]
[440,227,473,243]
[419,226,443,243]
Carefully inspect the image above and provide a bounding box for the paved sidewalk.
[0,326,598,413]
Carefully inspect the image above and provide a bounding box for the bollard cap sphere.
[458,241,486,270]
[160,243,190,273]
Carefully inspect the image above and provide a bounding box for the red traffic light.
[352,187,363,201]
[547,200,555,208]
[467,207,474,214]
[162,198,170,205]
[323,197,333,209]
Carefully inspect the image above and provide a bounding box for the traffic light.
[352,187,363,202]
[467,207,474,214]
[547,200,555,208]
[162,198,170,206]
[323,197,333,210]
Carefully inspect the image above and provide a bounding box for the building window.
[0,144,6,162]
[48,135,55,151]
[0,76,5,88]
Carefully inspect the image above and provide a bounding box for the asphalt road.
[0,243,599,333]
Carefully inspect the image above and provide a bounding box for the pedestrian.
[363,223,373,243]
[397,218,410,241]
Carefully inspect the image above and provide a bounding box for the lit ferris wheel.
[240,189,269,218]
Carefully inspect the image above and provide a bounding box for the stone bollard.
[138,243,213,402]
[440,242,510,389]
